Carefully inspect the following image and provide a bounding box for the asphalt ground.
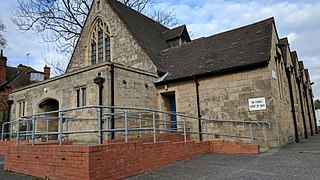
[1,134,319,180]
[131,134,320,180]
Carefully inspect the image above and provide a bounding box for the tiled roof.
[158,18,274,83]
[8,67,35,89]
[0,66,36,90]
[103,1,275,83]
[108,0,170,72]
[163,25,190,42]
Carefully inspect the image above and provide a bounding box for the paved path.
[131,134,320,180]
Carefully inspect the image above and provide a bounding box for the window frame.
[81,87,87,107]
[90,18,111,65]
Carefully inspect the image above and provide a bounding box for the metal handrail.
[1,105,271,145]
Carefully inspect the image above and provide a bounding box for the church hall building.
[7,0,318,148]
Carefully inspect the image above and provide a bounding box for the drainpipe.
[193,76,202,141]
[6,100,14,139]
[297,77,308,139]
[94,74,105,143]
[110,64,115,139]
[309,89,319,134]
[304,85,313,136]
[94,74,105,105]
[285,67,299,142]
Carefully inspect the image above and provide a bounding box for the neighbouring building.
[0,50,50,132]
[7,0,318,148]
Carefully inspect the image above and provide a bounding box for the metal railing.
[1,105,271,146]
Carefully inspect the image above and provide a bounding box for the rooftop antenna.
[26,53,31,66]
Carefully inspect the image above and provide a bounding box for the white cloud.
[151,0,320,99]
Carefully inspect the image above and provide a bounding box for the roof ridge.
[199,17,274,40]
[161,17,274,53]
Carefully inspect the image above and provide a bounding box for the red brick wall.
[4,139,259,179]
[0,141,15,156]
[5,145,90,180]
[0,141,72,156]
[103,132,190,144]
[89,141,210,179]
[210,140,260,155]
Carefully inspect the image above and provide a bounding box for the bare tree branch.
[0,19,7,49]
[149,9,178,27]
[12,0,178,74]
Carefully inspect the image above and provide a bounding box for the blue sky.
[1,0,320,99]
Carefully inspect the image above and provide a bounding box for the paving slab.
[130,134,320,180]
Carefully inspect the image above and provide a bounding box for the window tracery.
[90,18,111,65]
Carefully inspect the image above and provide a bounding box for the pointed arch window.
[90,18,111,65]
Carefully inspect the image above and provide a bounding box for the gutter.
[155,60,270,86]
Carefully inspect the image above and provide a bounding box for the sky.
[1,0,320,99]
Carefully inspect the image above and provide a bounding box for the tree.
[12,0,178,74]
[0,19,7,49]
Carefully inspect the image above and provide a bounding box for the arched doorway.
[38,98,59,140]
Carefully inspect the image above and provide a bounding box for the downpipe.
[194,76,202,141]
[285,67,299,142]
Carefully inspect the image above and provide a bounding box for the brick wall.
[4,139,259,180]
[103,132,190,144]
[210,140,260,155]
[0,141,72,156]
[0,141,15,156]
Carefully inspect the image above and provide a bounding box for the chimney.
[17,64,28,71]
[0,49,7,84]
[44,65,50,79]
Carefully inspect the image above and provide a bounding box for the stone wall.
[268,25,295,147]
[156,26,302,149]
[157,66,277,148]
[9,63,158,143]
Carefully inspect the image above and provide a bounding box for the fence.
[1,105,271,146]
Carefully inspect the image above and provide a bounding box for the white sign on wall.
[248,97,267,111]
[272,70,277,80]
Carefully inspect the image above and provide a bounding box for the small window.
[91,42,96,65]
[76,89,80,107]
[82,88,87,106]
[106,35,111,62]
[98,31,104,63]
[18,100,25,117]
